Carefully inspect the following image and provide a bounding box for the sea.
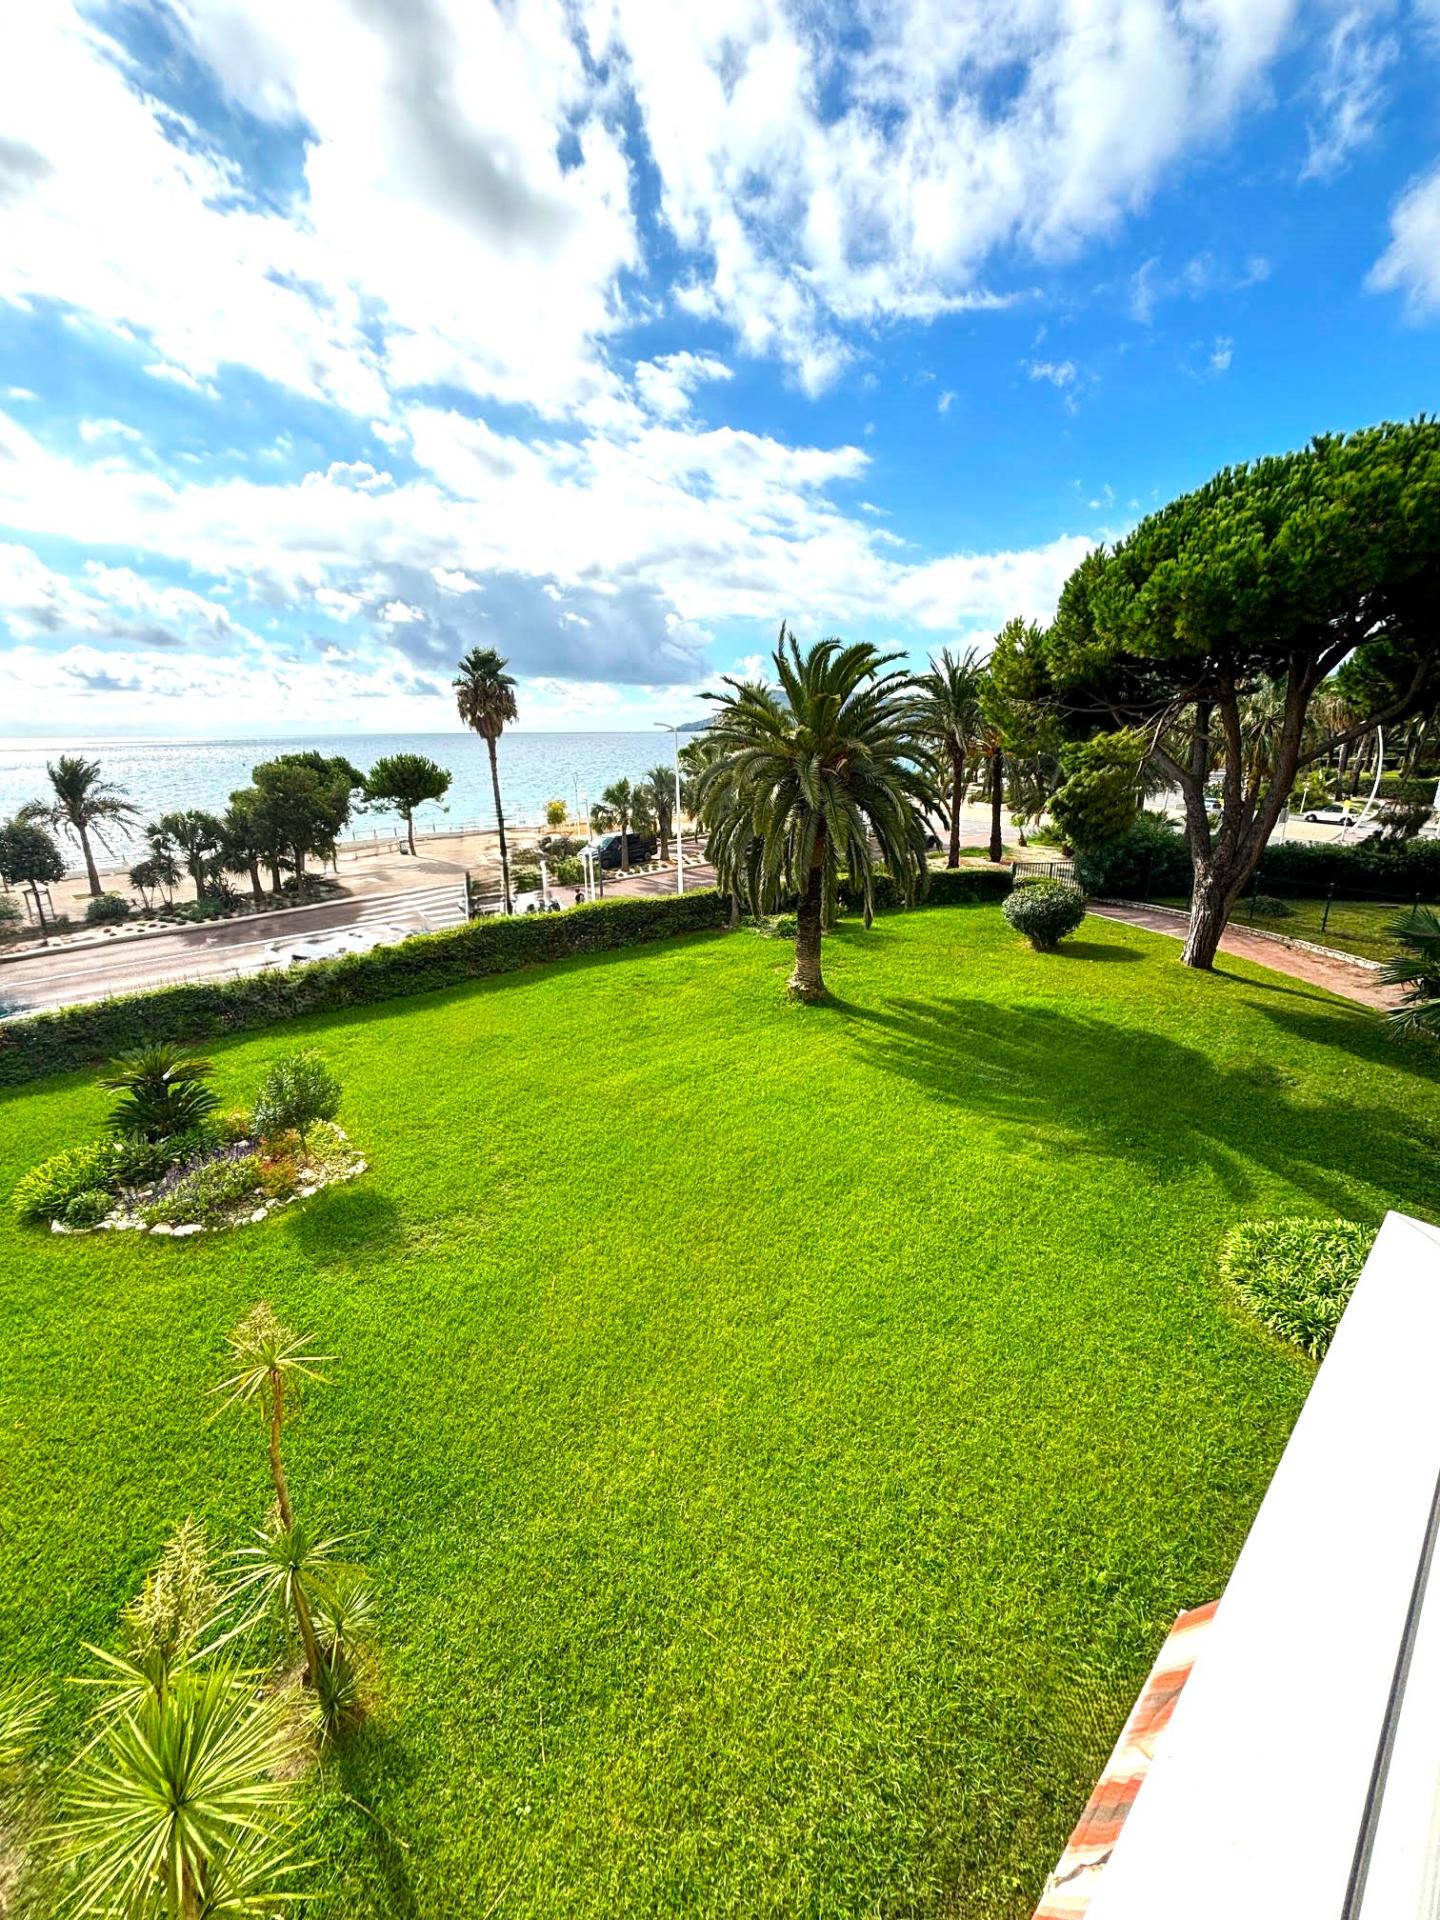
[0,732,682,873]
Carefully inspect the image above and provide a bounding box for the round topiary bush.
[85,893,130,926]
[1002,878,1086,951]
[1250,895,1295,919]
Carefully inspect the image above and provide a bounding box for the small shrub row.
[1220,1217,1376,1358]
[144,1153,264,1228]
[837,866,1013,913]
[0,889,732,1087]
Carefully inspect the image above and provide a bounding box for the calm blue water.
[0,733,679,871]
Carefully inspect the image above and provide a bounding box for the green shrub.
[1249,895,1295,919]
[553,856,584,886]
[102,1044,220,1139]
[63,1188,113,1229]
[1002,879,1087,951]
[84,893,130,927]
[837,866,1011,913]
[0,896,25,934]
[1072,813,1190,898]
[0,891,731,1087]
[751,912,798,938]
[12,1141,118,1224]
[252,1050,340,1144]
[1220,1218,1376,1358]
[143,1154,263,1228]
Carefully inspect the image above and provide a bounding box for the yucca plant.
[213,1306,331,1532]
[51,1666,306,1919]
[1384,905,1440,1039]
[101,1046,220,1141]
[79,1522,227,1723]
[227,1516,350,1698]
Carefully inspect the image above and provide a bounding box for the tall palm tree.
[696,627,933,1000]
[642,765,679,864]
[454,647,519,914]
[914,646,986,867]
[599,779,640,871]
[21,754,139,897]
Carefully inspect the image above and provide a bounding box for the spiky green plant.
[227,1517,349,1697]
[1383,905,1440,1040]
[696,627,934,999]
[213,1307,330,1532]
[79,1522,226,1722]
[0,1677,48,1783]
[51,1666,306,1918]
[100,1046,219,1141]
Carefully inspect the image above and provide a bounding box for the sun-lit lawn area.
[3,905,1438,1916]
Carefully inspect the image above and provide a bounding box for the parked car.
[1302,805,1357,825]
[581,831,657,870]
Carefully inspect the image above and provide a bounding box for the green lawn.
[4,907,1438,1916]
[1155,892,1423,963]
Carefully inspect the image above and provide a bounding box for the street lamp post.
[655,722,684,895]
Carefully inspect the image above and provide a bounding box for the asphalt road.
[0,861,719,1017]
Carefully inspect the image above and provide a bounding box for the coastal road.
[0,860,718,1017]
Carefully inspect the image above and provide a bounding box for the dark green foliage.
[1002,878,1088,950]
[63,1188,113,1229]
[84,892,130,926]
[1249,896,1295,919]
[0,889,732,1086]
[838,865,1011,912]
[1383,904,1440,1038]
[1072,814,1192,898]
[102,1044,221,1139]
[1220,1218,1376,1358]
[364,752,452,854]
[552,855,585,886]
[252,1049,340,1144]
[1048,730,1146,851]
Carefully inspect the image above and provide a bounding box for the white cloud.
[1302,11,1395,182]
[937,390,956,415]
[1209,335,1234,373]
[1370,163,1440,315]
[79,417,144,445]
[1026,359,1076,389]
[1128,251,1270,323]
[633,352,733,419]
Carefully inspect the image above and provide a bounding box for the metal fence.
[1119,863,1436,962]
[1011,857,1080,884]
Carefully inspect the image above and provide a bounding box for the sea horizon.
[0,730,693,873]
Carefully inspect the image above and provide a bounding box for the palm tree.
[159,810,223,905]
[914,647,986,867]
[453,647,519,914]
[696,627,933,999]
[1383,906,1440,1039]
[21,754,139,897]
[641,765,680,864]
[600,779,641,871]
[218,798,268,909]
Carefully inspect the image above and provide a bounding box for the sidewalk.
[1090,901,1404,1011]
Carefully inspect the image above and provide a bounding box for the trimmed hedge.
[1076,815,1440,901]
[839,865,1012,913]
[0,868,1016,1088]
[0,890,731,1087]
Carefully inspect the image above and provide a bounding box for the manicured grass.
[1158,892,1418,961]
[3,907,1438,1916]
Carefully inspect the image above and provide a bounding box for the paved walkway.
[1090,901,1404,1011]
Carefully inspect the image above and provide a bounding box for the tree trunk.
[27,879,46,929]
[77,822,102,897]
[192,862,206,904]
[487,737,512,915]
[789,859,826,1000]
[404,808,416,856]
[247,858,264,909]
[658,818,670,864]
[988,750,1005,863]
[1180,858,1242,970]
[620,824,630,873]
[269,1378,293,1527]
[948,754,964,867]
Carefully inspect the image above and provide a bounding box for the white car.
[1302,805,1357,826]
[274,923,400,965]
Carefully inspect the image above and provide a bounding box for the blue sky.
[3,0,1440,738]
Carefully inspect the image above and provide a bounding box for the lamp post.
[655,722,684,895]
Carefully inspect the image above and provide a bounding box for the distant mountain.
[678,718,711,732]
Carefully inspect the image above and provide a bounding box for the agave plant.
[51,1665,307,1919]
[1383,905,1440,1039]
[101,1045,220,1141]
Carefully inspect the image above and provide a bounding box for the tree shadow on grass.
[830,992,1440,1215]
[1051,940,1143,964]
[283,1186,403,1263]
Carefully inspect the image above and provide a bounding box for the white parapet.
[1088,1208,1440,1920]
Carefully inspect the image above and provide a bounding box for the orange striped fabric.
[1032,1600,1219,1920]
